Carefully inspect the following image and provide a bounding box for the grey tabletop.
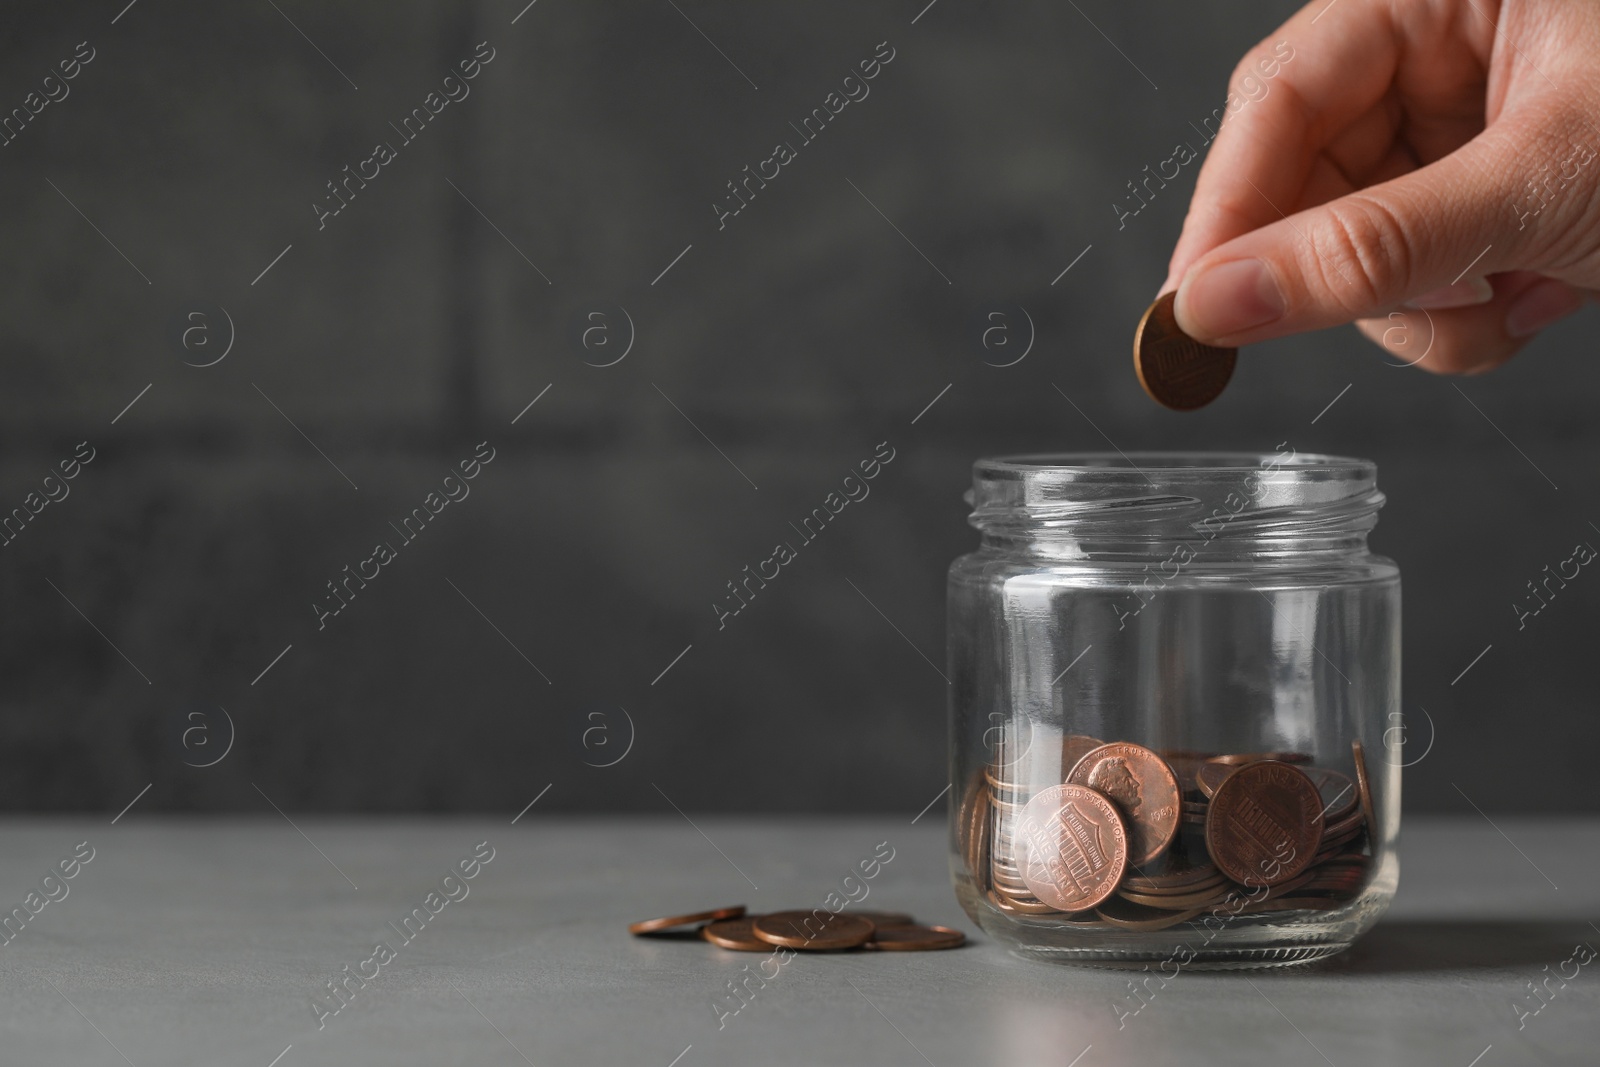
[0,814,1594,1066]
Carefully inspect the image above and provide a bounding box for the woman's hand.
[1164,0,1600,374]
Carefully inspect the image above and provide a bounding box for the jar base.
[1005,941,1352,970]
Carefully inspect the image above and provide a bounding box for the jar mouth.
[968,451,1383,550]
[976,452,1374,478]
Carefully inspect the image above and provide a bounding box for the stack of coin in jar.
[961,737,1374,930]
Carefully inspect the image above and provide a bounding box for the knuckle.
[1304,196,1415,313]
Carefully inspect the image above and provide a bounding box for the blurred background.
[1,0,1592,815]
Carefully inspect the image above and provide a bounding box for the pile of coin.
[961,737,1374,931]
[629,905,966,952]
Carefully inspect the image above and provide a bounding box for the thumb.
[1171,116,1589,346]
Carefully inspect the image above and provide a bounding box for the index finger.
[1162,0,1405,289]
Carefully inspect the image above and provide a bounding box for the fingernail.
[1404,276,1493,309]
[1505,279,1586,338]
[1176,258,1286,341]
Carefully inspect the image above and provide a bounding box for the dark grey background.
[1,0,1592,816]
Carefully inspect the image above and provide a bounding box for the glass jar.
[947,452,1399,968]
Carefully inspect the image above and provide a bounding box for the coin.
[1352,739,1376,837]
[701,916,771,951]
[1302,766,1358,824]
[865,924,967,951]
[959,770,991,892]
[1133,291,1238,411]
[847,910,915,928]
[1066,742,1181,866]
[1207,751,1312,767]
[1205,761,1325,888]
[629,904,746,936]
[1118,879,1230,910]
[1062,734,1106,773]
[985,888,1063,916]
[1124,858,1219,892]
[1095,896,1207,930]
[752,910,876,951]
[1195,760,1237,799]
[1160,750,1218,795]
[1015,783,1129,912]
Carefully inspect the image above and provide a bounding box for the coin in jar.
[752,910,875,950]
[1015,783,1129,912]
[1066,742,1181,866]
[1205,761,1324,887]
[1195,760,1236,799]
[1062,734,1105,774]
[1133,291,1238,411]
[629,904,745,936]
[1353,739,1376,834]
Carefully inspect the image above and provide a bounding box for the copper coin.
[1133,291,1238,411]
[958,771,991,892]
[1352,739,1376,835]
[701,916,771,952]
[629,904,745,936]
[1207,751,1312,767]
[1196,760,1235,799]
[1205,761,1325,888]
[1124,859,1219,892]
[1065,742,1181,866]
[1302,766,1358,824]
[1095,896,1207,930]
[865,924,967,951]
[1062,734,1105,774]
[1118,880,1230,910]
[846,910,916,928]
[1160,750,1218,796]
[984,888,1062,916]
[1015,784,1129,912]
[751,910,875,950]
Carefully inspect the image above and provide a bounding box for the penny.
[1302,766,1358,824]
[1195,760,1235,799]
[985,888,1063,916]
[1062,734,1106,774]
[847,910,916,928]
[1133,291,1238,411]
[1124,859,1219,892]
[1096,896,1208,931]
[1160,750,1218,795]
[1205,761,1325,888]
[752,910,875,951]
[959,771,991,892]
[1066,742,1181,866]
[1015,784,1129,912]
[1353,739,1376,837]
[701,916,771,951]
[629,904,745,936]
[865,924,967,951]
[1118,880,1231,910]
[1208,751,1312,767]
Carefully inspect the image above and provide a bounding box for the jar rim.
[976,452,1374,477]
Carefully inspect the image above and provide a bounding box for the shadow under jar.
[947,453,1400,968]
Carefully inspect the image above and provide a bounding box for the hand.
[1163,0,1600,374]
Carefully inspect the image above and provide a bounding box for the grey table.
[0,815,1594,1066]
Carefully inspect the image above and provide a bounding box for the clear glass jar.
[947,452,1399,968]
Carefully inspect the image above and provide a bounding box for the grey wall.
[1,0,1593,816]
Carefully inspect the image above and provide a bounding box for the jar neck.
[968,452,1384,564]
